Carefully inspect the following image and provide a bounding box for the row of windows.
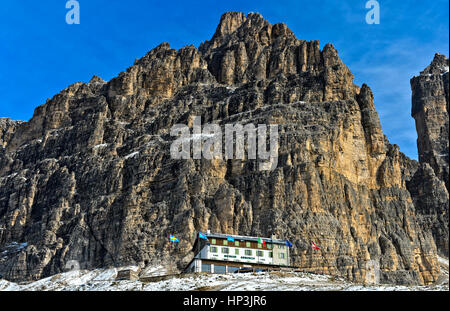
[211,246,268,257]
[199,263,291,274]
[209,246,287,258]
[211,239,268,248]
[210,239,286,250]
[200,264,240,274]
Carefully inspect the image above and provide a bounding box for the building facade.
[185,232,291,274]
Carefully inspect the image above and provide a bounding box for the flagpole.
[169,236,172,275]
[271,234,273,267]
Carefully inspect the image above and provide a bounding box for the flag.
[312,242,320,250]
[199,232,208,240]
[227,236,235,242]
[258,238,266,245]
[285,240,293,247]
[170,235,179,243]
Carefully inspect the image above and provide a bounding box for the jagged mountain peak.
[89,75,106,85]
[420,53,449,75]
[212,11,248,39]
[0,12,446,288]
[208,11,293,43]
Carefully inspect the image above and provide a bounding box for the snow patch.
[6,242,28,251]
[124,151,139,160]
[0,268,447,291]
[93,144,108,149]
[438,256,449,266]
[226,86,237,93]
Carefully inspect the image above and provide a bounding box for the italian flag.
[258,238,265,245]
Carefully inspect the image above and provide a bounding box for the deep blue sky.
[1,1,448,159]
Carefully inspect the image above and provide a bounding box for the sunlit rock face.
[0,12,445,286]
[409,53,449,257]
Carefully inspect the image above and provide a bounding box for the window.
[222,247,229,254]
[201,264,211,273]
[228,266,239,273]
[234,241,240,247]
[223,240,228,246]
[235,249,239,255]
[256,250,263,257]
[280,245,285,250]
[279,253,285,259]
[211,239,216,245]
[210,246,218,253]
[258,243,262,248]
[245,250,252,256]
[215,265,226,274]
[267,244,272,249]
[269,252,273,258]
[246,242,251,247]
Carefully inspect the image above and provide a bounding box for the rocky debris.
[409,53,449,257]
[0,12,445,286]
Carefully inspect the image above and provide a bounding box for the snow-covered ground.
[0,266,448,291]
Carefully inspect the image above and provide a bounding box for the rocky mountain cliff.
[409,53,449,257]
[0,12,447,285]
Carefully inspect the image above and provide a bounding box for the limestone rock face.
[0,119,22,149]
[199,12,357,101]
[411,53,449,190]
[409,53,449,257]
[0,12,444,285]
